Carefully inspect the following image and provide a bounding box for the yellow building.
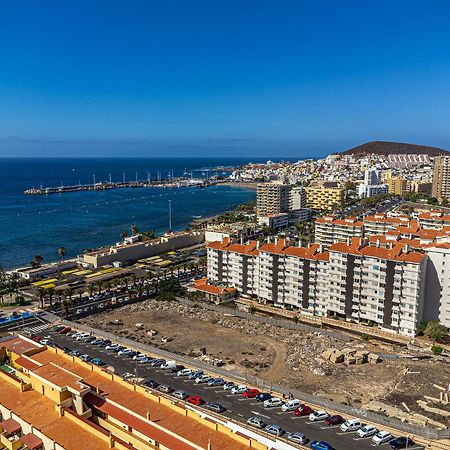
[305,182,345,210]
[386,175,411,196]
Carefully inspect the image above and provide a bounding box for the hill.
[341,141,449,157]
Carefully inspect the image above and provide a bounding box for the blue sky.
[1,0,450,157]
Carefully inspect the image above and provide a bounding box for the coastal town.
[0,142,449,450]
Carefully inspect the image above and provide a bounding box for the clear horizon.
[1,1,450,157]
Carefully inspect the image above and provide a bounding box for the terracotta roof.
[15,355,41,371]
[85,392,196,450]
[31,363,83,391]
[0,380,109,450]
[19,433,43,450]
[259,238,287,254]
[0,336,40,355]
[0,418,21,434]
[315,216,363,227]
[195,283,236,296]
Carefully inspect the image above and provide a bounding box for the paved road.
[43,331,424,450]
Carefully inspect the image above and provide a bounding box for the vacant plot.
[79,299,450,427]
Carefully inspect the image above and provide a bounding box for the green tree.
[423,321,449,342]
[30,255,43,268]
[431,345,443,355]
[131,224,139,236]
[120,231,128,241]
[58,246,66,261]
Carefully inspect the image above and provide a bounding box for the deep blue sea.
[0,157,266,269]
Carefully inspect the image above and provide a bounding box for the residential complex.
[206,208,450,336]
[256,183,291,216]
[0,335,260,450]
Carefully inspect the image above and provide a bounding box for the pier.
[24,177,214,195]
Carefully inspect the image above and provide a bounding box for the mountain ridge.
[340,141,449,156]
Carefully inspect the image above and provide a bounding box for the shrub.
[423,321,449,343]
[361,333,370,341]
[431,345,443,356]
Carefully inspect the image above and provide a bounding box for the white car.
[372,430,393,445]
[177,368,192,377]
[195,374,211,384]
[281,399,301,412]
[106,343,120,351]
[132,353,146,360]
[357,424,377,438]
[263,397,283,408]
[76,333,91,341]
[231,385,248,395]
[309,410,329,421]
[340,418,361,432]
[39,339,50,345]
[118,349,132,356]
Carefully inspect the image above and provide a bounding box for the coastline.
[220,181,258,190]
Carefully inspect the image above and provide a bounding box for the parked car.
[187,395,203,406]
[309,411,329,422]
[172,390,189,400]
[61,346,71,353]
[171,365,185,373]
[149,358,164,366]
[246,417,266,429]
[223,381,235,391]
[188,370,203,380]
[118,349,132,356]
[287,432,307,445]
[143,379,159,389]
[158,385,174,394]
[58,326,71,334]
[161,361,177,370]
[122,373,134,380]
[263,397,283,408]
[177,368,192,377]
[76,333,91,341]
[281,399,301,412]
[389,437,415,449]
[340,418,361,432]
[205,403,226,413]
[51,325,65,333]
[357,424,377,438]
[99,339,111,347]
[39,339,50,345]
[195,374,211,384]
[207,378,224,386]
[231,385,248,395]
[324,415,344,426]
[310,441,334,450]
[294,405,313,417]
[80,354,91,362]
[256,393,271,402]
[91,339,104,345]
[138,357,151,364]
[70,349,82,356]
[32,335,42,342]
[85,336,96,344]
[242,388,260,399]
[91,358,105,366]
[265,424,285,437]
[372,431,393,445]
[106,343,120,351]
[128,351,138,358]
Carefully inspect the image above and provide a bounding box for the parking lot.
[39,329,425,450]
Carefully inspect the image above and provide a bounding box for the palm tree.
[37,287,46,308]
[131,224,139,236]
[120,231,128,241]
[62,298,73,317]
[47,287,55,306]
[30,255,43,268]
[58,246,66,261]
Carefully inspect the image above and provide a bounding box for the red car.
[324,415,344,426]
[58,326,71,334]
[242,388,260,399]
[31,335,42,343]
[187,396,204,406]
[294,404,313,416]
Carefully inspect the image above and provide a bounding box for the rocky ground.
[79,298,450,427]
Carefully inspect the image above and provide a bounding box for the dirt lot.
[79,299,450,427]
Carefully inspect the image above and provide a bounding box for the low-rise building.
[257,213,289,229]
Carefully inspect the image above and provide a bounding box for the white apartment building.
[315,215,364,247]
[424,243,450,328]
[289,186,307,210]
[257,213,289,229]
[207,236,429,336]
[363,213,410,237]
[256,182,291,216]
[418,210,450,230]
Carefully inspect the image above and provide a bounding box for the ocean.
[0,157,263,269]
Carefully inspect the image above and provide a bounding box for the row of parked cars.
[47,327,416,450]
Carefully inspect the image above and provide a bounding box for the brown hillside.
[341,141,449,156]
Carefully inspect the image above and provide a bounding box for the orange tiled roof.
[0,336,39,355]
[31,363,83,391]
[195,284,236,296]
